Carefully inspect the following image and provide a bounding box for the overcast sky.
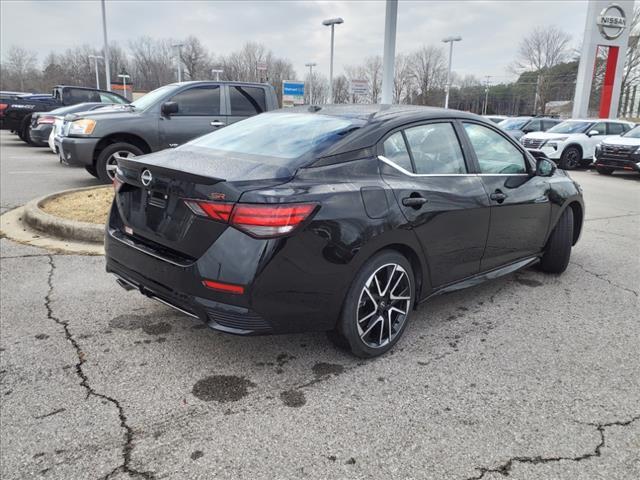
[0,0,607,83]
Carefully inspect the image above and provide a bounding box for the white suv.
[521,119,634,169]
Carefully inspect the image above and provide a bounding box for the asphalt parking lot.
[1,130,639,479]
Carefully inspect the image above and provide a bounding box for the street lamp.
[88,55,104,89]
[118,70,131,100]
[322,17,344,104]
[172,43,185,82]
[211,68,223,81]
[305,62,317,104]
[100,0,111,91]
[442,35,462,109]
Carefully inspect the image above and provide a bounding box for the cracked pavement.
[1,131,639,479]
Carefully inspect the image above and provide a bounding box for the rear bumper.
[59,136,99,166]
[29,125,51,145]
[104,211,344,335]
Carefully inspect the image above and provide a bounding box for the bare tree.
[128,37,175,90]
[514,26,572,113]
[393,53,413,103]
[180,36,211,80]
[410,45,446,105]
[332,74,350,104]
[2,45,38,91]
[620,7,640,115]
[304,71,329,104]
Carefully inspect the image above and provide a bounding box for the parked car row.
[0,85,128,143]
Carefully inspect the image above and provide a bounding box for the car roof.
[274,104,496,161]
[563,118,632,123]
[278,104,484,124]
[166,80,270,87]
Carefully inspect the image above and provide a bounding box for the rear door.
[379,121,491,287]
[159,85,226,149]
[225,85,267,125]
[461,121,551,270]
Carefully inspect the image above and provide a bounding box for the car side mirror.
[161,102,179,116]
[587,129,600,137]
[536,157,556,177]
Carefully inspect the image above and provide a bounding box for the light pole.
[100,0,111,91]
[322,17,344,104]
[172,43,185,82]
[211,69,223,81]
[483,76,491,115]
[442,36,462,109]
[88,55,104,89]
[118,71,131,100]
[305,62,316,104]
[381,0,398,104]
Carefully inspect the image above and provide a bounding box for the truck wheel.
[96,142,142,184]
[596,166,614,175]
[538,207,573,274]
[559,146,581,170]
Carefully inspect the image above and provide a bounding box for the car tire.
[559,146,581,170]
[95,142,142,184]
[332,250,415,358]
[596,166,614,175]
[85,165,99,178]
[538,207,574,274]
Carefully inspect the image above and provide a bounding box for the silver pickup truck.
[57,81,279,182]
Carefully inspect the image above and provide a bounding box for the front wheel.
[538,207,574,274]
[331,250,415,358]
[95,142,142,184]
[559,146,581,170]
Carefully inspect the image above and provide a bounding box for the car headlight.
[68,118,96,135]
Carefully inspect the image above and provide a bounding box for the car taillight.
[184,200,317,238]
[202,279,245,295]
[0,103,7,117]
[37,116,55,125]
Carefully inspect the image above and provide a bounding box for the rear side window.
[607,123,625,135]
[405,123,467,174]
[463,123,527,174]
[170,86,220,116]
[229,86,266,115]
[382,132,413,172]
[67,88,100,103]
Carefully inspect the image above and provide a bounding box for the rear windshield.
[189,112,363,160]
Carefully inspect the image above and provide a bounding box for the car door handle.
[210,121,225,127]
[402,196,428,208]
[490,190,508,203]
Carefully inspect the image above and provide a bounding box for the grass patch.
[41,187,114,224]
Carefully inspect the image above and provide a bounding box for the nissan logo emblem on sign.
[597,4,626,40]
[141,169,153,186]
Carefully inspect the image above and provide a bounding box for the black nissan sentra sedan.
[106,105,584,357]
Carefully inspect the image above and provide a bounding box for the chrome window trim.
[378,156,530,177]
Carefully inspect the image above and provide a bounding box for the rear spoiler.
[116,156,225,186]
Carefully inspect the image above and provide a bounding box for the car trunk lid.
[113,146,294,260]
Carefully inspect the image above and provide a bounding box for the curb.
[22,186,108,244]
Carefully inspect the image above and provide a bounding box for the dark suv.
[57,81,279,182]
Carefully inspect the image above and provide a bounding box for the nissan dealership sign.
[596,4,627,40]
